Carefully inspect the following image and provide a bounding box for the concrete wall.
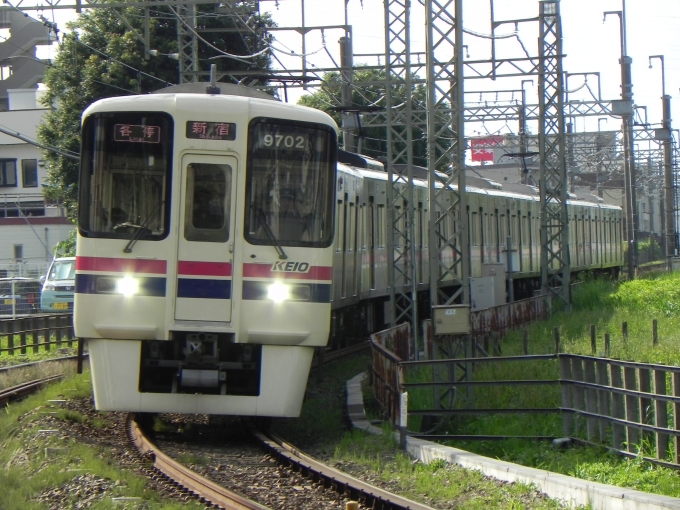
[0,216,74,276]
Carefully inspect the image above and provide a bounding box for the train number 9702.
[262,133,305,149]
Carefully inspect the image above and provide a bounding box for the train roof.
[83,90,338,132]
[337,151,621,210]
[339,163,621,210]
[151,82,278,101]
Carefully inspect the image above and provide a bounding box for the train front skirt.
[88,338,314,417]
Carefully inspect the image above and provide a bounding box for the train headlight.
[116,276,139,296]
[267,282,290,302]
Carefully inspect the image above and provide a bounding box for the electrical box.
[672,257,680,272]
[470,277,495,311]
[432,305,470,335]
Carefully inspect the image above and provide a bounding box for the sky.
[264,0,680,137]
[9,0,680,138]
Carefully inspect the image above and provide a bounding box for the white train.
[330,155,624,345]
[74,84,623,417]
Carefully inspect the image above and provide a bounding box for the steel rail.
[313,341,370,368]
[0,375,64,406]
[127,415,270,510]
[0,354,88,374]
[251,426,435,510]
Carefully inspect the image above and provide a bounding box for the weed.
[177,453,208,466]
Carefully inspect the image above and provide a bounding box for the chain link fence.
[0,278,43,317]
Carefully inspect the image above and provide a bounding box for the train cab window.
[79,112,173,240]
[184,163,231,243]
[245,118,337,248]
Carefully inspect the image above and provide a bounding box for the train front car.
[75,91,337,417]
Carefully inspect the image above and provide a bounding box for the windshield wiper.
[122,201,164,254]
[251,204,287,260]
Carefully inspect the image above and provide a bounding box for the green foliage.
[297,67,430,165]
[38,2,274,218]
[636,236,663,263]
[423,272,680,499]
[0,372,204,508]
[571,276,614,311]
[58,409,87,423]
[53,225,77,256]
[333,430,563,509]
[606,272,680,317]
[570,454,680,497]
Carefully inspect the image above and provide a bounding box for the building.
[0,12,73,278]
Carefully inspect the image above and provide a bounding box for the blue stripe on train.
[242,281,331,303]
[75,274,166,297]
[177,278,231,299]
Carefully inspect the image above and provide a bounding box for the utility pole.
[339,35,356,152]
[425,0,468,307]
[605,7,636,279]
[649,55,676,268]
[538,1,570,310]
[384,0,418,356]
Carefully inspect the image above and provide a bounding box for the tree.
[297,67,429,166]
[38,1,274,218]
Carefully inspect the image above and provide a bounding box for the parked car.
[41,257,75,313]
[0,277,42,316]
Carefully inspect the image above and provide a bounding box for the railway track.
[129,413,433,510]
[2,344,429,508]
[128,415,269,510]
[0,374,64,406]
[125,343,431,510]
[252,426,434,510]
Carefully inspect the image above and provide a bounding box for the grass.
[0,339,80,369]
[273,356,570,508]
[427,271,680,498]
[0,372,203,509]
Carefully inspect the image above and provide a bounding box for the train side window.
[417,203,424,249]
[368,197,375,251]
[368,197,376,290]
[184,163,231,243]
[335,198,345,253]
[377,204,385,248]
[471,212,479,246]
[348,201,355,253]
[499,212,507,243]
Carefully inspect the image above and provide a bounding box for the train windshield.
[79,112,173,240]
[245,118,336,248]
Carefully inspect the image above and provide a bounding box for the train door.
[175,154,237,322]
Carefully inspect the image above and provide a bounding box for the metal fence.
[0,261,50,279]
[370,326,680,469]
[0,314,76,356]
[561,354,680,468]
[370,326,560,431]
[0,278,43,317]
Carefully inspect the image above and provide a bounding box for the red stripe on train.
[76,256,167,274]
[178,261,232,277]
[243,263,332,280]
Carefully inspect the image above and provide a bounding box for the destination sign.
[186,121,237,141]
[114,124,161,143]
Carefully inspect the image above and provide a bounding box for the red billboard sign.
[470,136,504,162]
